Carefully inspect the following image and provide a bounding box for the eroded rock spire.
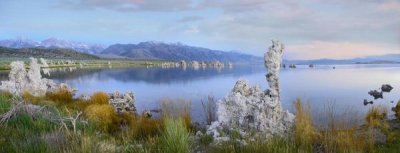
[207,40,294,142]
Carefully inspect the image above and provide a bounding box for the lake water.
[1,64,400,123]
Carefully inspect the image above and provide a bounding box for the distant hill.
[0,47,100,60]
[0,38,105,54]
[284,54,400,65]
[101,41,263,63]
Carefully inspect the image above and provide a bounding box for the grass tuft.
[201,95,217,125]
[84,104,117,132]
[159,117,191,153]
[294,99,317,151]
[46,87,74,104]
[89,92,109,105]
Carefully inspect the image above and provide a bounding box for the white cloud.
[184,26,199,34]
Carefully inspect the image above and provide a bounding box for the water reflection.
[46,66,265,84]
[1,64,400,123]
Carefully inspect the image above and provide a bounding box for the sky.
[0,0,399,60]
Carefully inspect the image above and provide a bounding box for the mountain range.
[101,41,262,63]
[0,38,105,54]
[0,38,399,64]
[284,54,400,65]
[0,47,99,60]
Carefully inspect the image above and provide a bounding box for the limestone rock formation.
[0,58,73,97]
[207,40,294,142]
[108,91,137,113]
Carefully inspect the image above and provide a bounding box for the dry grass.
[84,104,117,132]
[393,101,400,120]
[46,87,74,104]
[201,95,217,125]
[317,103,367,153]
[294,100,372,153]
[89,92,109,105]
[159,98,192,129]
[128,116,164,139]
[365,105,388,128]
[22,91,45,105]
[294,99,317,151]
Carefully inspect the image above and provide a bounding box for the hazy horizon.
[1,0,399,60]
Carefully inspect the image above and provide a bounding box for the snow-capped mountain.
[0,38,39,48]
[0,37,105,54]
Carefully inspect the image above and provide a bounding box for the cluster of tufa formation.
[0,58,73,97]
[207,40,294,142]
[108,91,137,113]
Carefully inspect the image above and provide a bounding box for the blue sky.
[0,0,399,59]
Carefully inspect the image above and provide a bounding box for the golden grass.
[366,105,388,128]
[128,116,164,139]
[392,101,400,120]
[84,104,117,132]
[46,87,74,104]
[294,99,317,151]
[89,92,109,105]
[22,91,46,105]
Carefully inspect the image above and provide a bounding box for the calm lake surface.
[2,64,400,123]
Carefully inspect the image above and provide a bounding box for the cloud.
[177,16,203,23]
[6,0,399,59]
[378,0,400,12]
[184,25,199,34]
[286,41,399,60]
[60,0,195,12]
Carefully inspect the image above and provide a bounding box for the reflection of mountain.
[45,66,265,84]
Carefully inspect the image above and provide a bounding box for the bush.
[89,92,109,105]
[392,101,400,120]
[201,95,217,125]
[128,116,163,139]
[85,104,117,132]
[46,87,74,104]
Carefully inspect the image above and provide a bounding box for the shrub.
[129,116,163,139]
[392,101,400,120]
[89,92,109,105]
[201,95,217,125]
[22,91,45,105]
[46,87,74,104]
[159,117,191,153]
[84,104,117,132]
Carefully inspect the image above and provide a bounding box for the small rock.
[368,90,383,99]
[142,110,152,118]
[363,99,373,106]
[381,84,393,92]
